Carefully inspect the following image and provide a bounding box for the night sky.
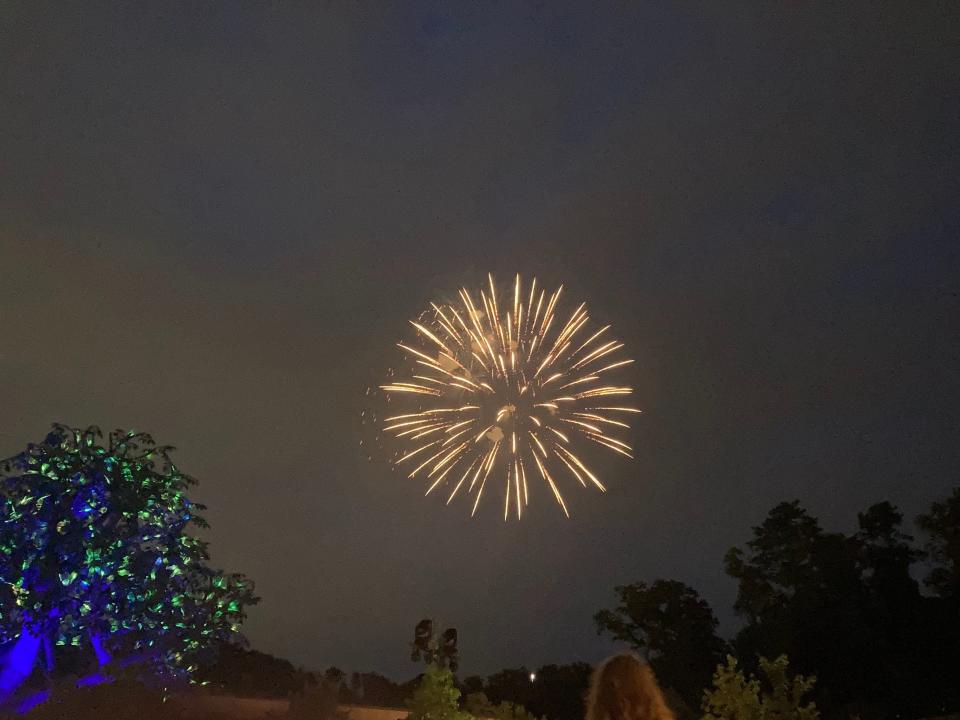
[1,3,958,681]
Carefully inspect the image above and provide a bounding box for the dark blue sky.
[1,2,958,680]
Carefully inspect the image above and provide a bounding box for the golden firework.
[381,274,638,520]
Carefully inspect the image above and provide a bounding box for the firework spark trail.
[380,274,639,520]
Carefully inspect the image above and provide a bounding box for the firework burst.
[380,274,638,520]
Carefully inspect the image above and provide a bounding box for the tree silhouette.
[594,579,727,708]
[917,487,960,599]
[724,497,960,719]
[196,643,311,697]
[350,671,409,706]
[481,662,591,720]
[410,619,459,672]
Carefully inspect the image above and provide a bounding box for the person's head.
[585,653,675,720]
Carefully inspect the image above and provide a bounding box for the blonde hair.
[585,654,675,720]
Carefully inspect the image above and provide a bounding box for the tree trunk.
[43,633,55,673]
[89,631,111,666]
[0,627,41,702]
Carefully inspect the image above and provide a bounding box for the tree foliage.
[594,579,727,708]
[350,670,413,706]
[855,502,923,607]
[286,677,343,720]
[481,668,536,711]
[411,619,459,672]
[0,425,256,684]
[407,665,471,720]
[196,643,316,698]
[723,496,960,718]
[472,662,590,720]
[702,655,818,720]
[724,501,850,625]
[465,691,540,720]
[916,487,960,599]
[590,491,959,719]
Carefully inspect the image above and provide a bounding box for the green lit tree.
[407,665,470,720]
[702,655,818,720]
[0,424,257,704]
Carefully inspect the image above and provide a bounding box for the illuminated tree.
[0,424,257,704]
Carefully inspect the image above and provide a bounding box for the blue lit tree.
[0,424,257,705]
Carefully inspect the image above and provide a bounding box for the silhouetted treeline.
[462,663,592,720]
[198,648,421,706]
[595,488,960,720]
[203,487,960,720]
[345,670,420,706]
[196,644,318,698]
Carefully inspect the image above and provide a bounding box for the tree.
[407,665,470,720]
[0,425,256,706]
[482,668,535,711]
[723,498,960,718]
[411,619,459,672]
[531,663,592,720]
[723,501,869,714]
[464,691,494,717]
[855,502,923,604]
[324,666,356,702]
[350,671,409,706]
[848,502,941,716]
[916,487,960,599]
[461,676,485,695]
[196,644,313,697]
[914,488,960,715]
[481,663,591,720]
[287,677,343,720]
[465,691,540,720]
[724,502,835,624]
[702,655,818,720]
[325,666,346,685]
[594,579,727,708]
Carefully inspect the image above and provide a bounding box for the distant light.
[529,672,536,682]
